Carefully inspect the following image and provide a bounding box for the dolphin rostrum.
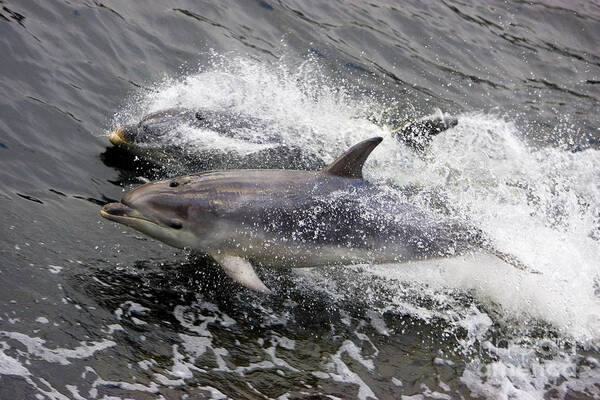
[101,137,523,293]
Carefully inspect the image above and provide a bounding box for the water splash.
[104,55,600,398]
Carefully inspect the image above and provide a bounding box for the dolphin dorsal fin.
[323,137,383,179]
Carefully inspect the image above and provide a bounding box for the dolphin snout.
[108,126,136,146]
[101,202,135,219]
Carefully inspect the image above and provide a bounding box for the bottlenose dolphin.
[109,108,325,172]
[109,108,281,147]
[101,137,526,293]
[107,108,457,172]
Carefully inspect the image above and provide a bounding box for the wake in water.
[102,55,600,398]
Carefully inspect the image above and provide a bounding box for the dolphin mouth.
[101,202,149,224]
[101,200,185,232]
[108,127,132,146]
[101,202,179,231]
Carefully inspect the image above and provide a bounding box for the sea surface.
[1,1,599,399]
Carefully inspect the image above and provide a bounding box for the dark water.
[1,1,599,399]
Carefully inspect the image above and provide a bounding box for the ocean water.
[1,1,599,399]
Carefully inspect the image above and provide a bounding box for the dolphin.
[109,108,281,147]
[108,108,325,172]
[101,137,522,293]
[107,108,458,173]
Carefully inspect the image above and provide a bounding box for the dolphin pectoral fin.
[210,252,272,293]
[323,137,383,179]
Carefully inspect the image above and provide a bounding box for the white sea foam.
[0,340,110,399]
[324,340,377,400]
[0,331,115,366]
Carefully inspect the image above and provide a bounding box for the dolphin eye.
[169,181,179,187]
[168,220,182,230]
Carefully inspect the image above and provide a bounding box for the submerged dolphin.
[109,108,326,172]
[108,108,458,172]
[109,108,281,148]
[101,137,527,293]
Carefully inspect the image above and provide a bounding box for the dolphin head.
[108,125,138,147]
[108,108,193,148]
[101,176,208,249]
